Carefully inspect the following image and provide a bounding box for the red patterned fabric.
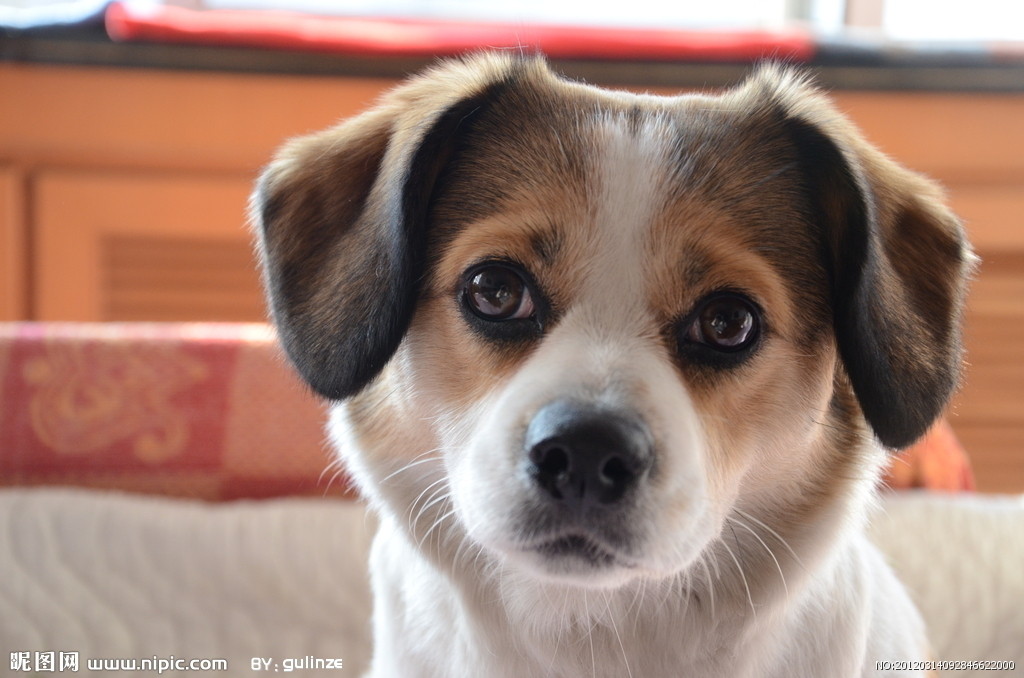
[0,323,353,501]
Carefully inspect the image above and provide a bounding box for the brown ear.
[752,68,975,448]
[250,55,523,400]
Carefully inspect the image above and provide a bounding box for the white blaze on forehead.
[446,109,711,577]
[581,111,678,331]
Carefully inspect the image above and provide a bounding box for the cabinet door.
[0,167,27,320]
[949,251,1024,493]
[35,171,264,322]
[944,185,1024,492]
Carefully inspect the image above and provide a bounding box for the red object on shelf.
[105,1,816,62]
[883,419,975,492]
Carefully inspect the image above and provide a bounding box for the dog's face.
[408,96,845,586]
[253,56,972,590]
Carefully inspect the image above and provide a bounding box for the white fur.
[330,104,929,678]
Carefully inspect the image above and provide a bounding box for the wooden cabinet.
[1,62,1022,491]
[34,171,259,321]
[0,166,27,320]
[0,63,396,321]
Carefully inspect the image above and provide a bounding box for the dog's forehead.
[433,76,810,234]
[429,79,826,320]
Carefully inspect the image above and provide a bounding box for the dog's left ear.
[748,67,975,449]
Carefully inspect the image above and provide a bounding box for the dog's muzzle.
[523,400,653,514]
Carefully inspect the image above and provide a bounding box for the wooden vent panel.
[949,251,1024,493]
[102,235,266,322]
[35,170,257,321]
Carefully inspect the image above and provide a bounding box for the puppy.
[252,54,973,677]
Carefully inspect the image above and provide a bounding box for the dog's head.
[253,55,972,589]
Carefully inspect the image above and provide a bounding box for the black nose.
[524,400,653,511]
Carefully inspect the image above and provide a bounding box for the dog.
[251,54,973,677]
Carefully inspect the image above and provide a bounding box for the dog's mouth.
[530,533,632,568]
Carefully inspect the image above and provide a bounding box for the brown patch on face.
[404,78,609,412]
[653,238,828,483]
[413,212,577,410]
[645,202,811,345]
[412,172,617,414]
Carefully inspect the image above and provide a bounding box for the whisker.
[732,508,807,575]
[452,529,482,572]
[698,554,716,620]
[545,585,570,677]
[407,476,447,516]
[722,526,756,617]
[380,448,442,484]
[729,517,789,598]
[629,578,646,637]
[583,591,596,678]
[412,489,452,532]
[407,477,449,532]
[317,456,344,486]
[319,458,351,497]
[679,564,694,622]
[604,591,634,678]
[418,505,457,550]
[707,542,722,582]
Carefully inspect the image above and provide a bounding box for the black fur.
[785,116,965,449]
[255,76,515,400]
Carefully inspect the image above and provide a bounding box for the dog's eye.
[464,265,536,321]
[683,293,761,354]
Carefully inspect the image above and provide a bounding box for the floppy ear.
[251,55,522,400]
[755,68,975,449]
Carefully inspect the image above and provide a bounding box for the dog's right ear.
[251,55,526,400]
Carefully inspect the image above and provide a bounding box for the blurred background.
[0,0,1022,494]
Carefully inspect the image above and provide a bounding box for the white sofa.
[2,488,1021,676]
